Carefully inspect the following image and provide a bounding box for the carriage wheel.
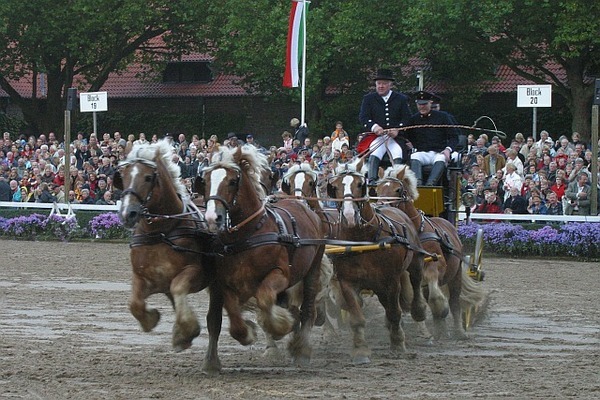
[463,228,484,330]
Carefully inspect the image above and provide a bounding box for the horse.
[196,145,326,373]
[326,160,428,364]
[113,139,214,352]
[280,163,344,332]
[376,164,486,339]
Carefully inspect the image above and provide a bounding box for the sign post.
[517,84,552,140]
[79,91,108,134]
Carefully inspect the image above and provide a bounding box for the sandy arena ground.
[1,240,599,399]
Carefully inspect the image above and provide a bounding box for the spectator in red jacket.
[475,185,503,214]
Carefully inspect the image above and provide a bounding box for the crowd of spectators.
[463,130,599,216]
[0,124,598,216]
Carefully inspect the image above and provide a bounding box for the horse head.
[281,163,318,199]
[327,168,366,228]
[376,165,419,206]
[201,146,267,233]
[115,139,185,228]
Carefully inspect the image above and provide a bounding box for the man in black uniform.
[431,93,465,162]
[359,68,412,185]
[407,91,459,186]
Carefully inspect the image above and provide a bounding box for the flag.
[283,1,307,88]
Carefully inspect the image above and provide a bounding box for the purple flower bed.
[0,212,128,240]
[1,212,597,259]
[88,213,129,239]
[458,222,600,259]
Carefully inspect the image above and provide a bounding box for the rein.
[228,202,266,233]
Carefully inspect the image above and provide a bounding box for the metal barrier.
[458,211,600,223]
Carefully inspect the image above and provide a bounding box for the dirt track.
[1,240,599,399]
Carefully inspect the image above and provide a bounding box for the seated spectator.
[96,190,116,205]
[564,172,591,215]
[503,148,524,176]
[36,182,57,203]
[503,186,528,214]
[482,144,505,178]
[79,188,95,204]
[52,183,66,203]
[527,194,547,215]
[9,179,21,202]
[543,192,563,215]
[502,163,522,201]
[475,185,503,214]
[568,157,590,183]
[488,178,505,202]
[67,190,80,204]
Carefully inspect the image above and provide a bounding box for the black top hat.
[414,90,434,104]
[373,69,395,81]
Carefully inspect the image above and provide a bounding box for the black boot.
[425,161,446,186]
[393,157,403,165]
[410,160,423,186]
[367,155,381,186]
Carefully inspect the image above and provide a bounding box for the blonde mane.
[122,139,187,198]
[282,163,317,184]
[384,164,419,200]
[209,145,269,198]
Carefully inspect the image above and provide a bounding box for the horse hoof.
[173,341,193,353]
[202,363,222,376]
[292,355,311,367]
[140,309,160,332]
[263,346,283,360]
[352,356,371,365]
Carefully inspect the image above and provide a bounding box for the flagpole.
[300,0,308,126]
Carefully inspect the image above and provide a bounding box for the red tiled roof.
[1,53,249,99]
[100,66,248,98]
[2,57,567,100]
[481,63,568,93]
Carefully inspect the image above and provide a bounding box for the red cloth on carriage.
[356,132,377,155]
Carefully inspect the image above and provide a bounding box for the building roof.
[1,54,249,99]
[1,57,567,100]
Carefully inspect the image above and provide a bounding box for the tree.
[201,0,416,136]
[406,0,600,142]
[0,0,208,135]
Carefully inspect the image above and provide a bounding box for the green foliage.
[0,0,210,133]
[406,0,600,140]
[0,112,27,135]
[201,0,415,134]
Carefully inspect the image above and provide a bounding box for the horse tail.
[399,270,413,313]
[315,255,334,305]
[459,266,487,308]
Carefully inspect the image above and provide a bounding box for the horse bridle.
[119,158,159,209]
[203,165,250,232]
[377,176,411,204]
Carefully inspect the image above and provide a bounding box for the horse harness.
[129,201,215,256]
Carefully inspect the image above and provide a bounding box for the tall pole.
[532,107,537,141]
[64,87,76,204]
[300,0,308,126]
[591,104,598,215]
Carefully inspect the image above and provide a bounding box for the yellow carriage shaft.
[325,244,438,262]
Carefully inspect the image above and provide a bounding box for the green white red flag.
[283,1,307,88]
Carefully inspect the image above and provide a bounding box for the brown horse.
[197,145,326,372]
[326,160,427,364]
[280,163,344,332]
[376,164,486,339]
[113,139,214,352]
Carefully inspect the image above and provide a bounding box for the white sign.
[517,85,552,108]
[79,91,108,112]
